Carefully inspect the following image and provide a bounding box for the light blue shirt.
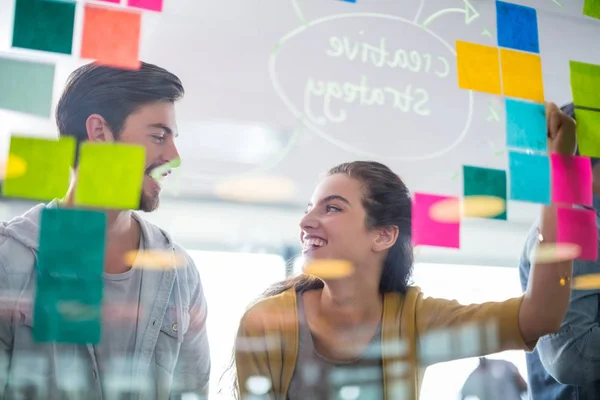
[0,202,210,400]
[519,196,600,399]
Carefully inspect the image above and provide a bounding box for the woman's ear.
[372,225,399,252]
[85,114,116,143]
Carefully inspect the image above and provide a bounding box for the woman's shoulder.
[239,288,298,332]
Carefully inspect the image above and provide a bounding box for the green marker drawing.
[422,0,479,28]
[481,28,492,37]
[291,0,308,26]
[451,172,459,181]
[487,102,500,122]
[149,157,181,182]
[552,0,564,7]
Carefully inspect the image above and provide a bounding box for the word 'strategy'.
[305,76,430,125]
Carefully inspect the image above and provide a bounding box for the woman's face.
[299,174,377,270]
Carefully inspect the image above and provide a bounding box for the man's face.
[115,101,180,212]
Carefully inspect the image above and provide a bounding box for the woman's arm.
[519,102,577,344]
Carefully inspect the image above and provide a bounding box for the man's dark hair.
[56,62,184,163]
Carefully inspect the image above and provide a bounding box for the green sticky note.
[3,136,75,201]
[75,142,146,209]
[584,0,600,19]
[570,61,600,109]
[0,57,55,117]
[575,109,600,158]
[12,0,76,54]
[34,208,106,344]
[463,165,507,220]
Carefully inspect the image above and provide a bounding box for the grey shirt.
[94,244,144,399]
[287,292,384,400]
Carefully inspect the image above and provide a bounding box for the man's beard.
[138,189,159,212]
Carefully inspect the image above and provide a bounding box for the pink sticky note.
[557,207,598,261]
[551,154,593,206]
[412,193,460,249]
[127,0,163,12]
[98,0,121,3]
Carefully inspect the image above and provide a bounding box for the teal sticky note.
[0,57,55,117]
[12,0,76,55]
[570,61,600,109]
[584,0,600,19]
[463,165,507,220]
[509,151,550,204]
[505,99,546,152]
[34,208,106,344]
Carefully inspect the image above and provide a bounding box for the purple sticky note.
[557,207,598,261]
[551,154,593,206]
[127,0,163,12]
[412,193,460,249]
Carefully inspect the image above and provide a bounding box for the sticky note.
[574,109,600,158]
[0,57,55,118]
[505,99,546,152]
[573,274,600,290]
[551,154,593,206]
[456,41,501,95]
[12,0,75,55]
[463,166,507,220]
[496,1,539,53]
[34,208,106,344]
[99,0,120,3]
[81,5,141,70]
[557,207,598,261]
[501,49,544,102]
[570,61,600,109]
[412,193,460,249]
[75,142,145,209]
[584,0,600,19]
[127,0,163,12]
[509,151,550,204]
[3,136,75,201]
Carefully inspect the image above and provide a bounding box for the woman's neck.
[317,278,382,329]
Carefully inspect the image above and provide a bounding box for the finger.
[546,103,561,138]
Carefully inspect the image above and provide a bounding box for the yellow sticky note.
[501,49,545,102]
[456,41,501,95]
[575,109,600,158]
[75,142,145,209]
[3,136,75,201]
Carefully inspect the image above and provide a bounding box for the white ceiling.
[0,0,598,236]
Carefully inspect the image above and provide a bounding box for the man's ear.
[372,225,399,252]
[85,114,116,143]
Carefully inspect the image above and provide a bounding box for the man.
[519,103,600,399]
[0,62,210,399]
[461,357,527,400]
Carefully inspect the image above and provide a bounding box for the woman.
[234,103,577,400]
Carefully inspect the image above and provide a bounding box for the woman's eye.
[326,205,341,213]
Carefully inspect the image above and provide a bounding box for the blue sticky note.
[496,1,539,54]
[505,99,546,152]
[34,208,106,344]
[509,151,550,204]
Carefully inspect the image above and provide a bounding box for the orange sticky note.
[80,5,141,70]
[500,49,544,102]
[456,41,501,95]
